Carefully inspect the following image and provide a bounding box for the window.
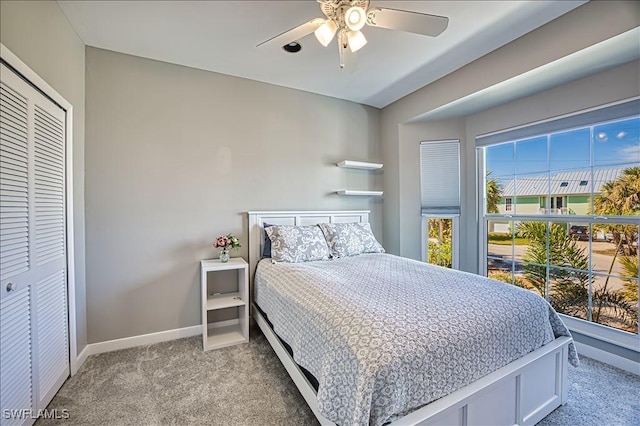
[420,140,460,268]
[505,197,513,212]
[479,104,639,338]
[551,196,565,210]
[422,216,458,268]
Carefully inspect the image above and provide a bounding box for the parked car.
[605,232,639,247]
[568,225,589,241]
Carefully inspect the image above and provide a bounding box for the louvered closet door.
[0,63,69,423]
[1,70,33,426]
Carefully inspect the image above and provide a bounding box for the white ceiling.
[58,0,586,108]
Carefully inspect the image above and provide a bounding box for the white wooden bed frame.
[247,210,572,426]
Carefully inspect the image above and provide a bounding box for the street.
[488,240,632,291]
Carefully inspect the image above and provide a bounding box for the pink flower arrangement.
[212,234,241,251]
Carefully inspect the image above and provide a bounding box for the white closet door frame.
[1,44,79,376]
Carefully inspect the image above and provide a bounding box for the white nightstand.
[200,258,249,351]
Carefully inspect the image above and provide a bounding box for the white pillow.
[265,225,331,263]
[318,222,384,258]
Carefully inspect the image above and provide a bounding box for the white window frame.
[420,139,461,269]
[421,214,460,269]
[476,107,640,351]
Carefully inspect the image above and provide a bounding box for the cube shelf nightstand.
[200,258,249,351]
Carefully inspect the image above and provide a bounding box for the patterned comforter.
[255,253,578,426]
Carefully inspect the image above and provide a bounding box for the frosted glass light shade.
[347,30,367,52]
[345,6,366,31]
[314,20,338,47]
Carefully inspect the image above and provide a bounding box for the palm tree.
[517,222,590,301]
[486,172,502,214]
[619,256,638,304]
[514,221,637,330]
[592,166,639,327]
[594,167,640,257]
[594,167,640,216]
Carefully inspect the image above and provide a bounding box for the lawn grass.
[488,233,528,245]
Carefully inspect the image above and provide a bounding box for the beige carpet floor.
[37,327,639,425]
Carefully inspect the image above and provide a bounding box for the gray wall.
[380,0,640,272]
[85,48,382,343]
[1,0,88,352]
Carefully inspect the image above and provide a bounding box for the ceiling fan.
[257,0,449,71]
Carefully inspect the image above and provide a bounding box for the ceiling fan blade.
[366,7,448,37]
[256,18,324,48]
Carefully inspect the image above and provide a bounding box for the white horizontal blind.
[420,140,460,215]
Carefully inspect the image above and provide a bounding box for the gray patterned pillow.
[265,225,331,263]
[318,222,385,258]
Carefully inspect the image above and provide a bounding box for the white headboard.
[246,210,370,288]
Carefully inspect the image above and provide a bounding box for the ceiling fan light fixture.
[344,6,366,31]
[314,20,338,47]
[347,30,367,52]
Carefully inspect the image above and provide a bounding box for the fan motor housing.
[320,0,370,28]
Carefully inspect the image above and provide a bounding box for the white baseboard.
[74,345,90,374]
[574,341,640,375]
[85,325,202,357]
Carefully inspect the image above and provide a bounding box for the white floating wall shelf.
[336,190,383,196]
[336,160,383,170]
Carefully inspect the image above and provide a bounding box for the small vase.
[219,249,230,263]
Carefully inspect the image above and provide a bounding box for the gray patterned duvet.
[254,253,578,426]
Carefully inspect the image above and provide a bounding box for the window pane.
[549,266,589,321]
[592,165,640,217]
[426,218,453,268]
[486,142,514,178]
[591,223,638,275]
[515,136,547,175]
[514,220,548,265]
[487,220,513,259]
[513,221,551,297]
[550,127,590,172]
[591,273,638,334]
[514,173,548,215]
[594,117,640,167]
[487,175,511,214]
[565,173,592,215]
[520,262,548,298]
[487,258,513,284]
[547,168,591,215]
[548,222,589,271]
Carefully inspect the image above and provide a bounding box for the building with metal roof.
[497,167,625,215]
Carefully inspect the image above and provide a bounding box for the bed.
[248,210,577,426]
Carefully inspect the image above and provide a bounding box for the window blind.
[476,98,640,147]
[420,140,460,215]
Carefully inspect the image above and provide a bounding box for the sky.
[485,117,640,179]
